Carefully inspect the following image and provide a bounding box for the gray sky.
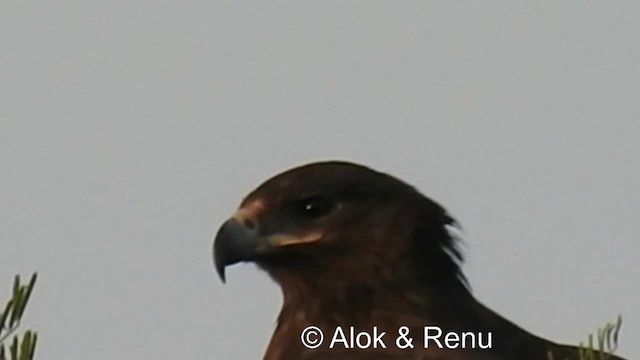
[1,2,638,359]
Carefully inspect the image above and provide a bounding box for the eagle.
[213,161,627,360]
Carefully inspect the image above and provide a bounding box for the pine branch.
[547,315,623,360]
[0,273,38,360]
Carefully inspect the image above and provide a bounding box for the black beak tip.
[216,265,227,283]
[213,239,228,283]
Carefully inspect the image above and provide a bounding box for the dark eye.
[293,195,335,219]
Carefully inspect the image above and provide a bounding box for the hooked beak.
[212,218,260,283]
[212,207,324,282]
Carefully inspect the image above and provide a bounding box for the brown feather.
[215,161,628,360]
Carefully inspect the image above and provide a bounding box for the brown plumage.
[213,161,627,360]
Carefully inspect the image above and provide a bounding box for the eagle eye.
[292,195,335,219]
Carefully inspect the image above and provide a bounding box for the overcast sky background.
[1,2,638,359]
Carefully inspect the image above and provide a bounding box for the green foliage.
[547,315,623,360]
[0,274,38,360]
